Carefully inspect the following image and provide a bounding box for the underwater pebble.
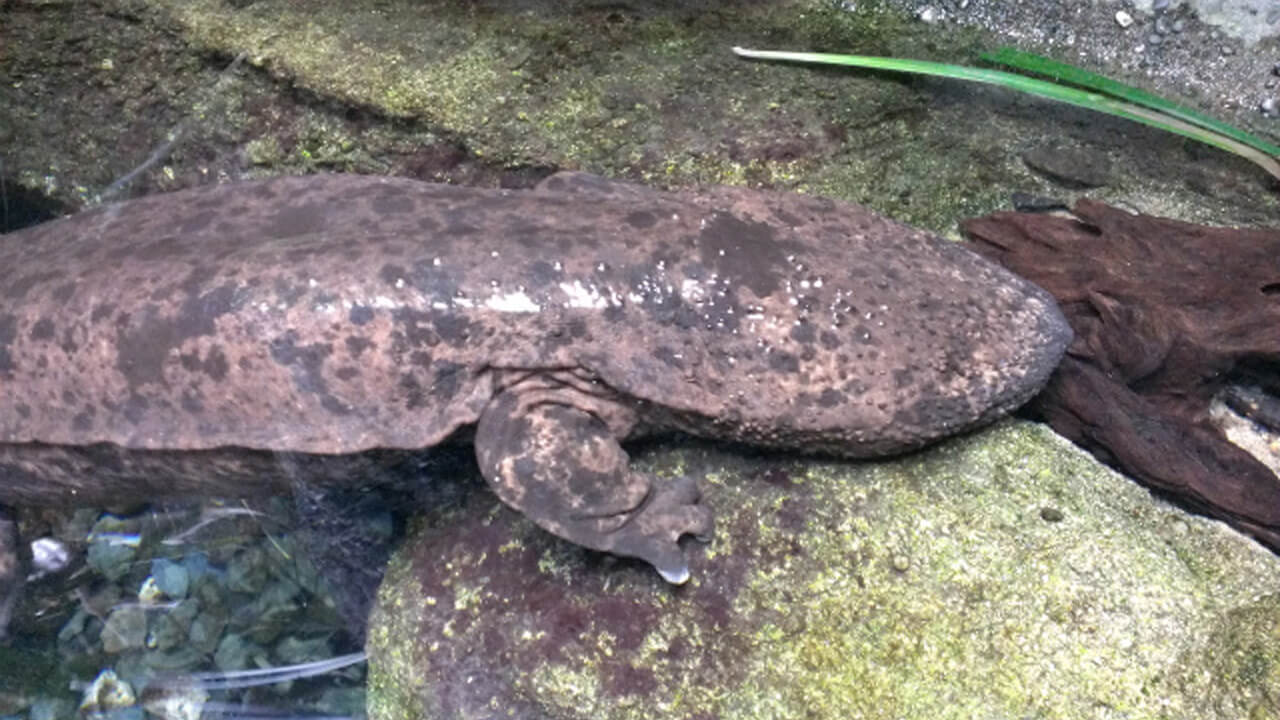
[275,635,335,667]
[1171,18,1185,32]
[226,546,268,593]
[1152,0,1170,10]
[1262,97,1279,117]
[101,606,147,654]
[141,676,208,720]
[29,537,70,577]
[78,670,136,715]
[86,515,140,581]
[187,610,227,656]
[214,633,268,672]
[138,576,165,605]
[150,558,191,599]
[27,697,76,720]
[1115,10,1134,28]
[1148,33,1163,45]
[140,646,206,674]
[917,5,943,23]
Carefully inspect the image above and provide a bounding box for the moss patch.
[368,421,1280,719]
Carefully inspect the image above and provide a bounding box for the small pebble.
[917,5,943,23]
[1154,16,1171,34]
[1262,97,1279,118]
[1273,62,1280,77]
[891,554,911,572]
[30,537,70,576]
[1115,10,1134,28]
[1220,44,1235,56]
[1152,0,1170,10]
[1171,19,1185,32]
[1148,33,1163,45]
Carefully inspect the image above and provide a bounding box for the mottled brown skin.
[0,172,1070,582]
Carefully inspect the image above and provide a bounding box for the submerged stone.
[367,421,1280,720]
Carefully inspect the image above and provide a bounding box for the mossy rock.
[367,420,1280,720]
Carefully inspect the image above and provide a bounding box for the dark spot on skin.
[204,347,229,381]
[5,271,64,300]
[349,305,374,325]
[371,192,415,215]
[624,210,657,229]
[52,283,77,303]
[123,393,149,425]
[433,361,464,400]
[91,301,117,320]
[789,322,815,344]
[772,206,803,227]
[853,324,877,345]
[399,373,427,410]
[61,389,77,404]
[29,318,55,341]
[432,313,472,346]
[698,212,796,298]
[820,331,841,350]
[345,336,374,357]
[72,411,94,432]
[602,305,626,323]
[390,309,441,354]
[15,404,30,419]
[380,264,408,287]
[643,295,700,330]
[180,389,204,414]
[893,369,914,389]
[265,202,328,238]
[653,346,684,369]
[180,210,216,234]
[59,330,78,354]
[769,351,800,373]
[526,260,560,288]
[272,278,308,308]
[335,366,359,381]
[818,389,845,407]
[91,304,116,322]
[268,331,350,415]
[115,281,239,391]
[410,351,432,368]
[445,222,480,236]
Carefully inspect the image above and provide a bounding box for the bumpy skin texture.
[0,172,1070,581]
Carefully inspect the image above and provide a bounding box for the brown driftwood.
[963,199,1280,548]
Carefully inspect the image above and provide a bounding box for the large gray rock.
[366,420,1280,720]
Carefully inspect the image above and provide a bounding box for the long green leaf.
[731,46,1280,182]
[983,47,1280,158]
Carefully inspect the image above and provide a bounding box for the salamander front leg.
[474,390,713,584]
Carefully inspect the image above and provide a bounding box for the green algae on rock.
[367,420,1280,720]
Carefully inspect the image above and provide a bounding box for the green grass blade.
[731,46,1280,182]
[982,47,1280,157]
